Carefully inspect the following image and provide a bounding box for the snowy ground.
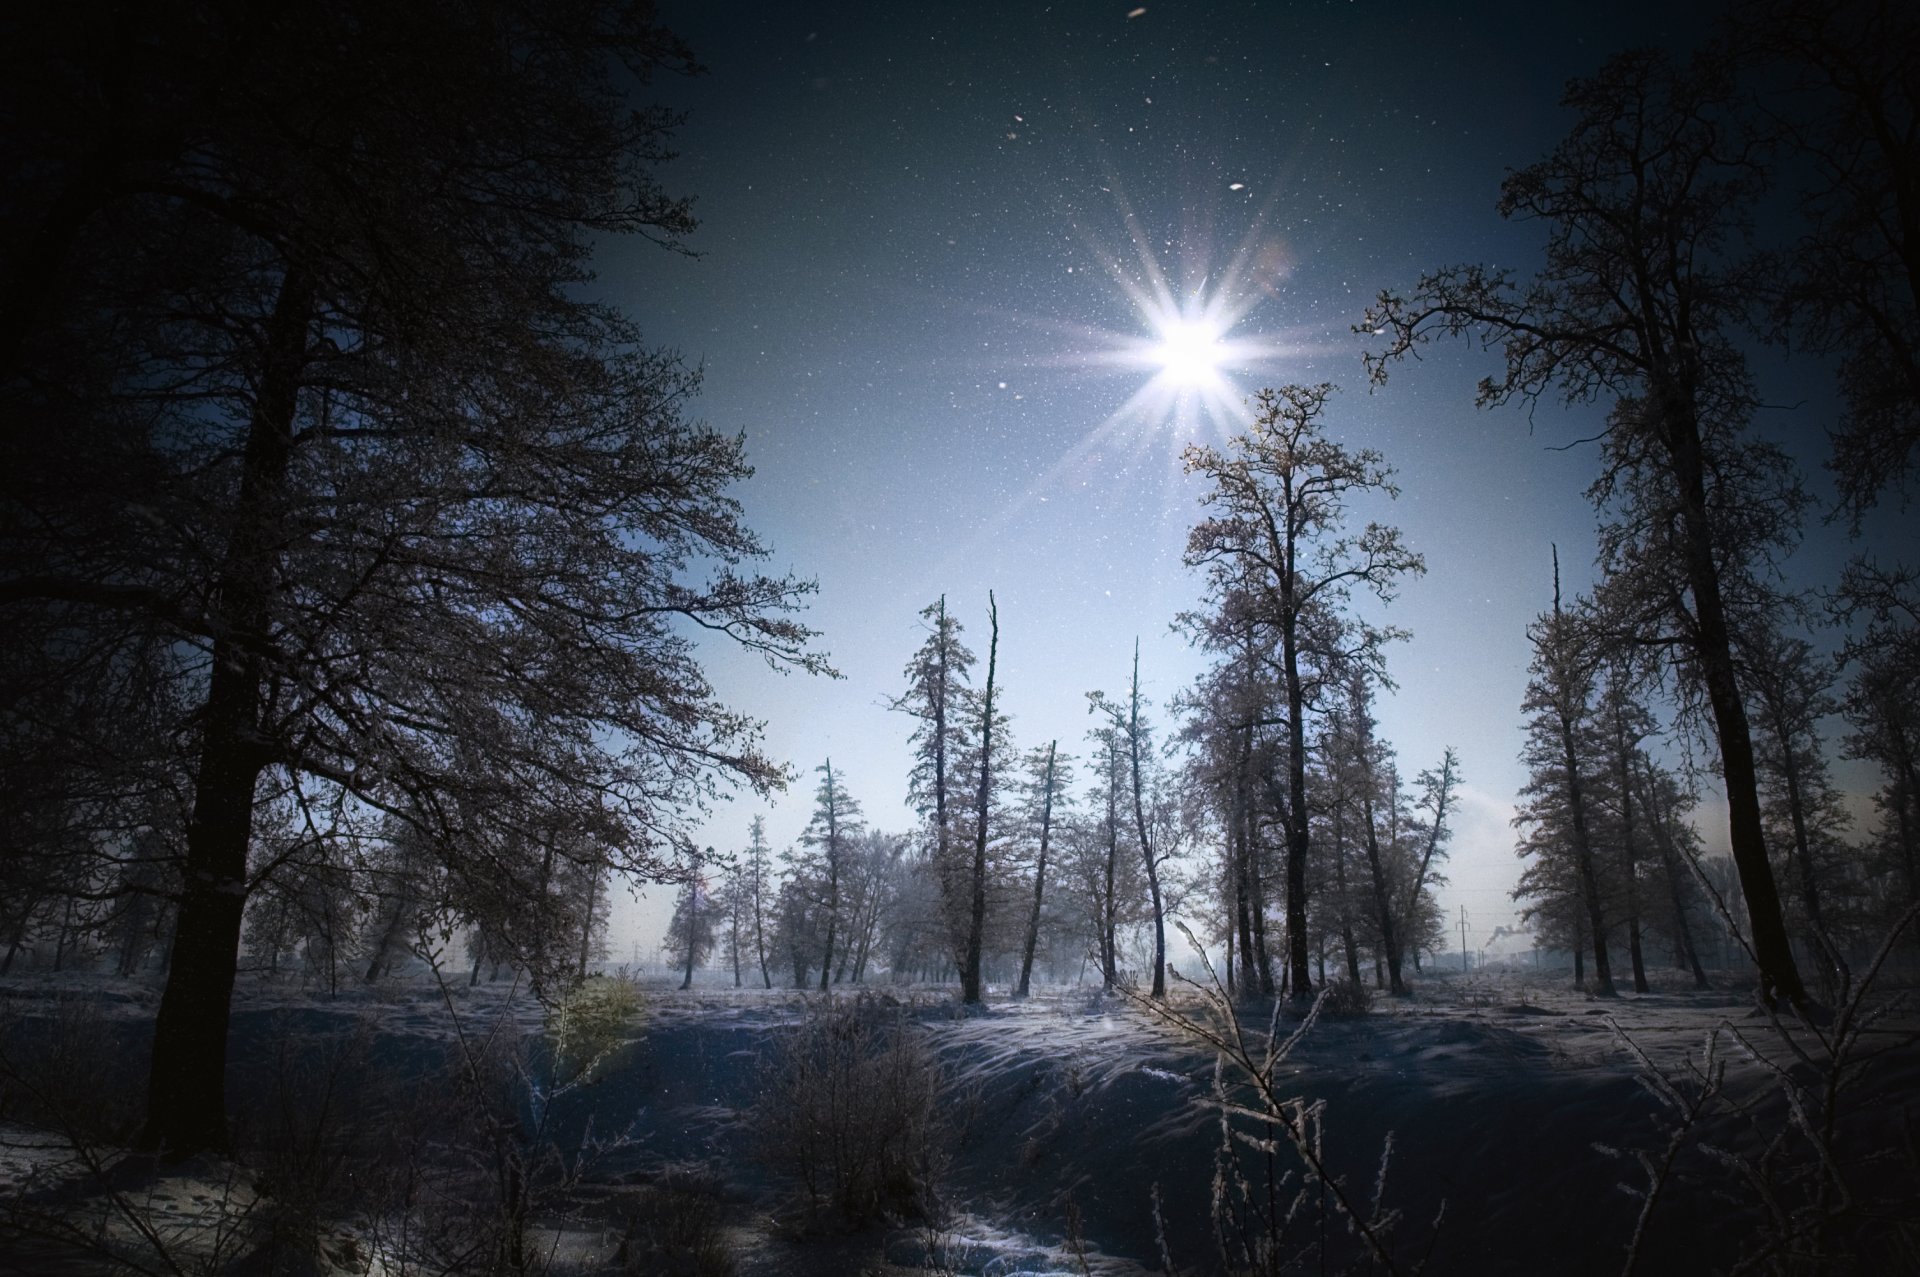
[2,967,1917,1274]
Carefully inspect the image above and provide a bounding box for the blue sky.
[594,1,1900,962]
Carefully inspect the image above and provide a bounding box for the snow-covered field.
[2,968,1916,1274]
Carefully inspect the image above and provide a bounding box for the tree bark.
[1664,400,1809,1009]
[139,265,311,1154]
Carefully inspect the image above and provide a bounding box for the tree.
[1080,716,1136,992]
[1403,748,1460,973]
[1594,656,1655,994]
[0,2,828,1153]
[892,597,976,967]
[1332,669,1412,994]
[1183,384,1424,999]
[1729,0,1920,519]
[664,879,715,990]
[796,760,864,992]
[1362,50,1815,1010]
[959,594,1004,1004]
[1175,606,1285,998]
[1517,555,1617,996]
[1014,742,1072,998]
[360,822,439,985]
[1090,642,1172,998]
[1637,757,1714,988]
[1740,626,1853,961]
[739,815,777,988]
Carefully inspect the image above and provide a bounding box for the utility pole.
[1458,906,1470,974]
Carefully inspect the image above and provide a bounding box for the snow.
[3,967,1916,1274]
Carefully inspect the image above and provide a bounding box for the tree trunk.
[1331,800,1362,986]
[1352,715,1406,996]
[1247,808,1275,996]
[1666,404,1808,1010]
[819,760,840,995]
[1612,715,1649,995]
[961,596,998,1005]
[1016,741,1057,999]
[1101,754,1120,992]
[1127,642,1166,1000]
[1280,620,1314,999]
[138,267,310,1155]
[1559,714,1616,998]
[681,887,698,991]
[1641,765,1709,988]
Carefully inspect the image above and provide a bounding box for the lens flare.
[1153,317,1226,387]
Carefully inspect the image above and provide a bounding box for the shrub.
[749,994,946,1230]
[1321,978,1374,1018]
[546,974,644,1084]
[617,1167,736,1277]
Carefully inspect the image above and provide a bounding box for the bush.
[749,994,946,1230]
[0,994,144,1144]
[617,1167,735,1276]
[1321,978,1374,1018]
[546,974,644,1084]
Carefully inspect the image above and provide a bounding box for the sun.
[1153,316,1227,388]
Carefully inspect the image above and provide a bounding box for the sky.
[596,1,1893,964]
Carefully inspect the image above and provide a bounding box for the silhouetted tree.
[1184,384,1423,999]
[1014,742,1071,998]
[1090,642,1172,999]
[1517,554,1617,996]
[958,595,1005,1004]
[1363,50,1814,1010]
[0,1,835,1154]
[1729,0,1920,519]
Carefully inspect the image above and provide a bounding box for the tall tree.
[1402,748,1460,973]
[957,595,1004,1004]
[1,3,830,1153]
[1335,670,1409,995]
[1363,50,1815,1010]
[1184,384,1423,999]
[1014,741,1072,999]
[741,815,777,989]
[1596,658,1655,994]
[1740,627,1852,958]
[797,760,863,992]
[1518,553,1617,997]
[892,598,975,965]
[1729,0,1920,518]
[1082,717,1133,992]
[1638,758,1713,988]
[1090,642,1172,998]
[664,879,715,991]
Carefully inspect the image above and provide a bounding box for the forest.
[1,0,1916,1274]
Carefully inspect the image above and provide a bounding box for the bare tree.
[1519,553,1617,996]
[1184,384,1423,999]
[1729,0,1920,519]
[0,3,831,1153]
[957,595,1004,1004]
[1090,642,1173,998]
[1362,50,1815,1010]
[1014,741,1071,999]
